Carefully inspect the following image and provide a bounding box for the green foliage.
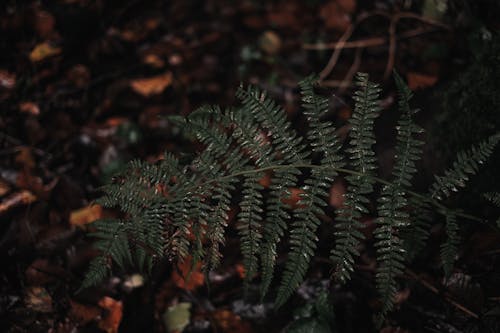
[82,72,499,325]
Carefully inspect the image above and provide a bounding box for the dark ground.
[1,1,500,332]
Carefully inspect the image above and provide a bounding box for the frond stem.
[187,163,486,224]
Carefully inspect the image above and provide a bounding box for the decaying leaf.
[212,309,253,333]
[172,257,205,291]
[98,296,123,333]
[163,302,191,333]
[19,102,41,115]
[130,72,173,97]
[29,42,62,62]
[0,190,37,215]
[69,300,101,325]
[0,69,16,89]
[69,204,103,226]
[24,286,53,313]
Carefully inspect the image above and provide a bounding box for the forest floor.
[1,1,500,332]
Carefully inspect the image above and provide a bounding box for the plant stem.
[189,163,488,224]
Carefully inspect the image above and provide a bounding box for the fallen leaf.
[15,146,36,170]
[29,42,62,62]
[406,72,438,90]
[212,309,253,333]
[259,31,282,55]
[130,72,173,97]
[69,300,101,325]
[172,257,205,291]
[35,10,56,38]
[329,180,346,209]
[320,2,352,32]
[143,54,165,68]
[235,264,245,279]
[0,190,37,215]
[123,274,144,291]
[26,259,61,285]
[0,178,11,197]
[0,69,16,89]
[98,296,123,333]
[67,64,90,88]
[258,171,272,188]
[337,0,357,13]
[19,101,40,115]
[163,302,191,333]
[69,204,103,226]
[24,286,53,313]
[281,187,306,209]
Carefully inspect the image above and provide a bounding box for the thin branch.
[405,269,480,319]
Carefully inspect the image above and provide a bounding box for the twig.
[339,47,363,93]
[317,10,451,81]
[405,269,480,319]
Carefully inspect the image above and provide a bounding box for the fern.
[81,72,499,324]
[374,72,424,320]
[330,73,381,283]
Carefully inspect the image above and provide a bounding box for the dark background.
[1,0,499,332]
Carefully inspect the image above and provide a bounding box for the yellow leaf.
[130,72,173,97]
[69,204,103,226]
[29,42,61,62]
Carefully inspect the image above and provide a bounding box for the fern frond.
[484,192,500,228]
[237,173,265,290]
[80,219,131,290]
[331,72,381,283]
[374,72,424,321]
[274,75,343,306]
[431,134,500,200]
[440,211,460,277]
[402,198,433,260]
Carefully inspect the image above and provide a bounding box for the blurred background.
[1,0,499,332]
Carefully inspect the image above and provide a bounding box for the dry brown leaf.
[24,286,53,313]
[130,72,173,97]
[69,204,103,226]
[29,42,62,62]
[320,1,352,32]
[212,310,253,333]
[143,54,165,68]
[70,300,101,325]
[172,257,205,291]
[406,72,438,90]
[98,296,123,333]
[281,187,306,209]
[35,10,56,38]
[0,178,11,197]
[338,0,357,13]
[329,180,346,209]
[19,102,40,115]
[0,69,16,89]
[259,31,282,55]
[0,190,37,215]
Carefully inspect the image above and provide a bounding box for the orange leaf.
[235,264,245,279]
[130,72,173,97]
[69,300,101,325]
[281,187,306,209]
[69,204,103,226]
[0,190,36,214]
[29,42,62,62]
[19,101,40,115]
[406,72,438,90]
[98,296,123,333]
[172,257,205,291]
